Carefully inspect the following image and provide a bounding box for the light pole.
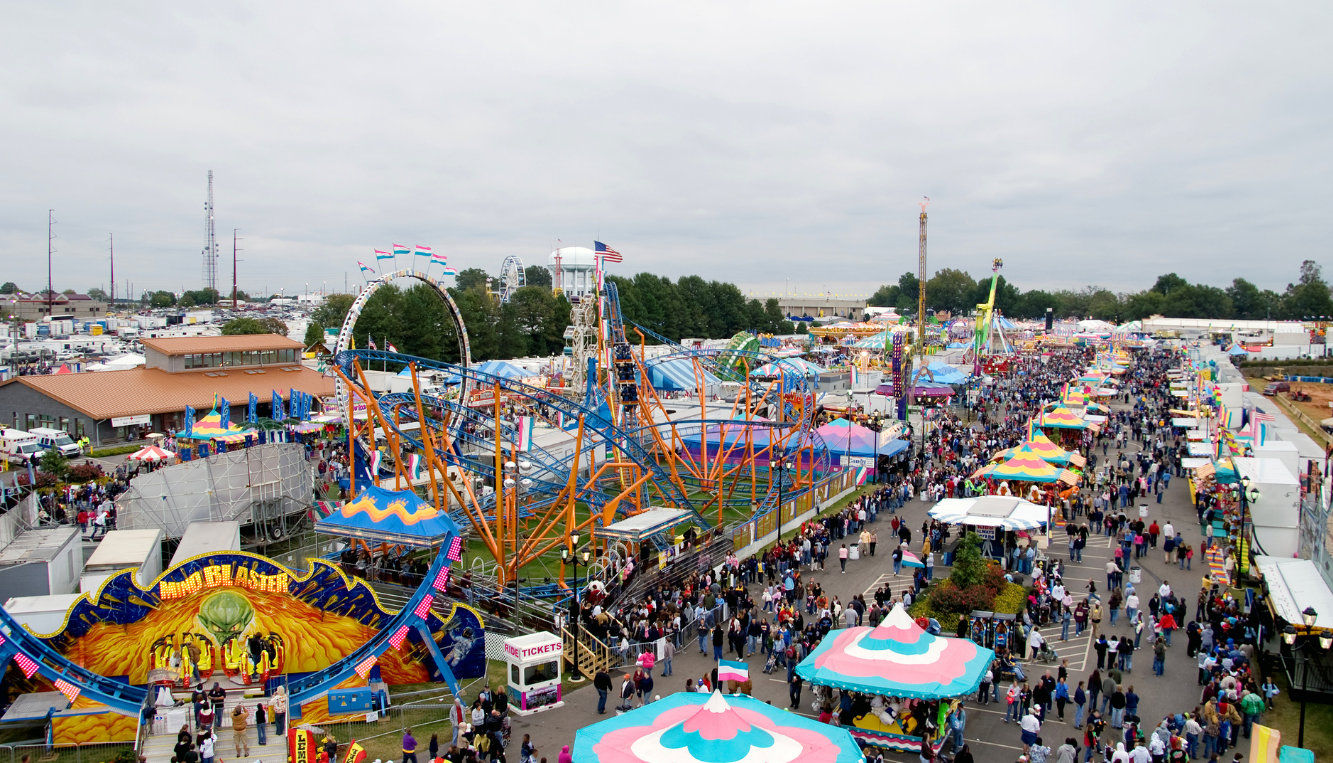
[1282,607,1331,748]
[775,457,795,539]
[561,533,589,679]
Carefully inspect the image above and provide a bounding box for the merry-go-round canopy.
[573,690,863,763]
[1040,406,1090,429]
[314,484,460,547]
[181,409,255,440]
[928,495,1050,531]
[796,604,995,700]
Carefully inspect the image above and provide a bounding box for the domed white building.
[547,246,597,300]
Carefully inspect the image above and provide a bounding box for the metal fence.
[0,742,136,763]
[282,697,491,763]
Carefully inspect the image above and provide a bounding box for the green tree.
[150,290,176,308]
[0,282,17,294]
[303,322,325,347]
[455,268,490,292]
[311,293,355,331]
[87,287,108,302]
[1281,260,1333,319]
[39,450,69,481]
[795,321,809,334]
[221,317,268,335]
[949,531,987,589]
[260,317,288,335]
[523,265,552,289]
[925,268,975,314]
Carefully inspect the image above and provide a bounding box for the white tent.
[928,495,1050,530]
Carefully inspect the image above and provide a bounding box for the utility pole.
[47,210,55,319]
[109,233,115,307]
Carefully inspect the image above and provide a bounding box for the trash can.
[1130,566,1142,584]
[1138,504,1149,518]
[849,545,860,561]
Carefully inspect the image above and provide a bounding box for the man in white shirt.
[1158,581,1172,599]
[1020,710,1042,752]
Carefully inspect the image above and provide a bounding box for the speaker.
[1045,308,1054,331]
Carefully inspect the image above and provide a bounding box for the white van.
[0,429,47,464]
[29,427,83,457]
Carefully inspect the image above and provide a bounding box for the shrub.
[91,444,142,458]
[949,531,988,588]
[67,463,105,481]
[992,582,1028,615]
[16,472,57,488]
[908,598,963,634]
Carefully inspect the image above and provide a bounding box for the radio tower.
[201,171,218,293]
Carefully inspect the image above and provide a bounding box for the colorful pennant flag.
[515,416,533,452]
[358,261,376,276]
[414,245,431,259]
[375,249,393,262]
[717,659,748,682]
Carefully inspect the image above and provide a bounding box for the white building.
[547,247,598,301]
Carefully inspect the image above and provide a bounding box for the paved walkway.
[497,445,1216,759]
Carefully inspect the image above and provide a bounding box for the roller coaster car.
[150,632,216,687]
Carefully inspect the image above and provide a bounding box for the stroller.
[763,653,779,674]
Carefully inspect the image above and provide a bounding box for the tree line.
[870,260,1333,322]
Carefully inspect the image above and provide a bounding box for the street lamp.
[1282,607,1330,748]
[560,532,588,679]
[776,457,796,539]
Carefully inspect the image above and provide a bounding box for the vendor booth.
[503,632,564,715]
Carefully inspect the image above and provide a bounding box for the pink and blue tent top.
[795,604,994,700]
[572,690,862,763]
[314,484,461,548]
[180,409,255,440]
[815,419,909,461]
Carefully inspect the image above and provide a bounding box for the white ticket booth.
[503,632,564,715]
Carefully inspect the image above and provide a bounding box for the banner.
[219,397,230,430]
[183,406,195,437]
[248,392,258,424]
[289,728,316,763]
[342,740,367,763]
[1246,724,1280,763]
[516,416,533,452]
[272,390,286,420]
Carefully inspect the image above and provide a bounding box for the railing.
[562,625,614,677]
[0,742,136,763]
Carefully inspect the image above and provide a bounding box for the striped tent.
[928,496,1048,530]
[977,443,1061,483]
[1040,406,1089,429]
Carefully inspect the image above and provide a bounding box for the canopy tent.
[796,604,994,699]
[1040,406,1089,430]
[127,445,177,462]
[995,316,1017,330]
[814,419,909,461]
[644,358,723,393]
[1227,344,1249,356]
[991,433,1084,467]
[473,360,532,379]
[920,362,969,385]
[572,691,863,763]
[873,383,955,398]
[314,484,461,547]
[181,409,255,440]
[928,495,1049,530]
[977,444,1062,483]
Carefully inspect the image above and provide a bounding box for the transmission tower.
[916,197,929,354]
[202,171,218,292]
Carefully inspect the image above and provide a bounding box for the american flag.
[354,655,378,679]
[389,625,411,650]
[594,241,623,263]
[55,678,81,703]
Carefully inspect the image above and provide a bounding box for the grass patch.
[90,444,141,457]
[1265,671,1333,760]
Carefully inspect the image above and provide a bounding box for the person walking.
[254,703,267,746]
[839,544,848,573]
[788,672,803,709]
[1073,681,1087,729]
[593,669,611,714]
[1020,708,1042,754]
[402,728,419,763]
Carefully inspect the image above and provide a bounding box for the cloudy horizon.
[1,2,1329,300]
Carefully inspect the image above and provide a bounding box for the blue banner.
[219,397,230,430]
[272,390,286,420]
[184,405,195,437]
[248,392,258,424]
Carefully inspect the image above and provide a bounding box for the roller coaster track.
[335,351,711,530]
[0,609,148,716]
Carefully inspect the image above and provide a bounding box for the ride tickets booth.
[503,632,564,715]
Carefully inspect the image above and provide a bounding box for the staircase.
[561,626,614,677]
[141,675,279,763]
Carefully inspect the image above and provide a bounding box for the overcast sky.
[1,2,1329,301]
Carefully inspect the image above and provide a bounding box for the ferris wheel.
[498,255,526,302]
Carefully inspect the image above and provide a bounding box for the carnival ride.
[328,271,836,596]
[497,255,526,303]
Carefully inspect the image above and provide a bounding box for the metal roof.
[139,334,303,355]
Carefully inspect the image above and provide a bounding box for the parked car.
[1263,381,1290,396]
